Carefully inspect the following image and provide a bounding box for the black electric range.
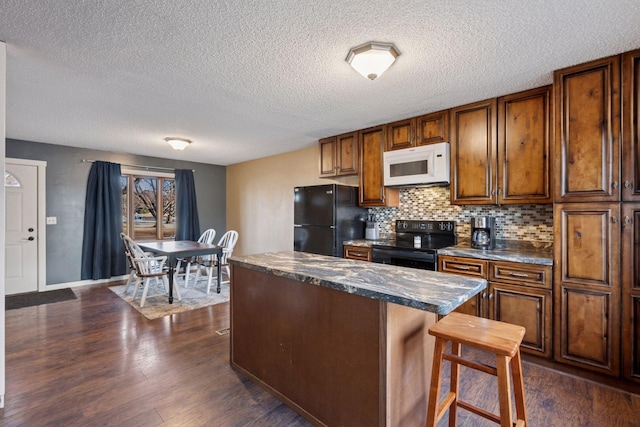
[371,220,457,271]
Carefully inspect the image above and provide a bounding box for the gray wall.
[6,139,226,285]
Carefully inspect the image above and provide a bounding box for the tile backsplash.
[368,186,554,242]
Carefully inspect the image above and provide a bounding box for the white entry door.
[5,163,39,295]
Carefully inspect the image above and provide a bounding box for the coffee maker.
[471,216,496,250]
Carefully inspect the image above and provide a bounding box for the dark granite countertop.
[343,238,394,248]
[229,251,487,315]
[438,239,553,266]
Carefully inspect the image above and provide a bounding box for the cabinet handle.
[452,265,471,271]
[625,216,632,225]
[612,181,619,190]
[481,292,487,299]
[497,188,502,195]
[488,294,493,300]
[612,216,619,224]
[624,180,634,189]
[509,272,529,278]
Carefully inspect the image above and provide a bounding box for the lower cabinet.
[344,245,372,262]
[622,203,640,383]
[439,255,553,358]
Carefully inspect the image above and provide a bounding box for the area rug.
[109,279,230,320]
[6,288,77,310]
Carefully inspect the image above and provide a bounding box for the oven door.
[371,247,436,271]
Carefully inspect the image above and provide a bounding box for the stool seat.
[428,312,525,357]
[426,312,528,427]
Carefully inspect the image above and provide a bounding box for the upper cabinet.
[450,98,498,204]
[497,86,553,204]
[319,132,359,178]
[386,110,449,151]
[359,125,399,207]
[622,49,640,202]
[450,89,553,206]
[554,55,621,203]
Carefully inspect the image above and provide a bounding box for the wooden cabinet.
[439,255,552,358]
[622,49,640,201]
[554,203,621,376]
[497,86,553,204]
[622,203,640,382]
[554,55,621,203]
[343,245,372,262]
[359,125,399,207]
[319,132,359,178]
[450,98,497,204]
[439,256,488,317]
[450,88,553,205]
[386,110,449,151]
[489,261,553,358]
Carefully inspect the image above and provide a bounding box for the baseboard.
[45,275,129,291]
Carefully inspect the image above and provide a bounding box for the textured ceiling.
[1,1,640,166]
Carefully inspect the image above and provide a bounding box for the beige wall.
[226,145,358,256]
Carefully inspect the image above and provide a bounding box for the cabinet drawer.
[438,256,488,278]
[490,261,552,289]
[344,246,372,262]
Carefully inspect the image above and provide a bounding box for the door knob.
[28,236,35,241]
[28,227,34,232]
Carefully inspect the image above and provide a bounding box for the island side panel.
[230,265,383,427]
[384,302,437,427]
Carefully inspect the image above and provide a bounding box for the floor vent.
[216,327,230,335]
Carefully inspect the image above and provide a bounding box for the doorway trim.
[5,158,47,292]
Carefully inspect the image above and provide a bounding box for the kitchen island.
[229,251,486,427]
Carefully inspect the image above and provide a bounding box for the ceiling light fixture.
[346,42,400,80]
[165,137,192,150]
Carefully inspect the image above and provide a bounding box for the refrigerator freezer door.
[294,185,335,227]
[294,226,335,257]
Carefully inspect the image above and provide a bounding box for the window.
[121,171,175,240]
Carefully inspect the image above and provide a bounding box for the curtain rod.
[82,159,194,173]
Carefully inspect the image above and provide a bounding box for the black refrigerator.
[293,184,367,257]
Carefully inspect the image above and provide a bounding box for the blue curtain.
[175,169,201,241]
[81,161,126,280]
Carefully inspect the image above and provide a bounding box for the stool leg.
[511,349,527,425]
[426,337,446,427]
[448,342,461,427]
[496,355,514,427]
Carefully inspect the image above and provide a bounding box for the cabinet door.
[497,86,552,204]
[622,49,640,201]
[386,118,415,151]
[416,110,449,146]
[336,132,359,176]
[489,282,552,358]
[438,255,488,317]
[319,137,336,177]
[554,203,621,375]
[450,98,498,204]
[622,203,640,382]
[554,55,621,202]
[359,126,399,207]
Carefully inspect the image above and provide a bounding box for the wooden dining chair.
[194,230,238,294]
[123,234,182,307]
[176,228,216,288]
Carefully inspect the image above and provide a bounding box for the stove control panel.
[395,220,456,234]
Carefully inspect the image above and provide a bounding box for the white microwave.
[383,142,450,187]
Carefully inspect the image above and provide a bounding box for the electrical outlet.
[46,217,57,225]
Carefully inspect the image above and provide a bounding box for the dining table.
[138,240,224,303]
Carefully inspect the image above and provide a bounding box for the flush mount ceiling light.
[345,42,400,80]
[165,137,192,150]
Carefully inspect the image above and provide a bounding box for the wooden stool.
[425,312,527,427]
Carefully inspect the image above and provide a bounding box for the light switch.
[46,217,57,225]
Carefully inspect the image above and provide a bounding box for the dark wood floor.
[2,283,639,426]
